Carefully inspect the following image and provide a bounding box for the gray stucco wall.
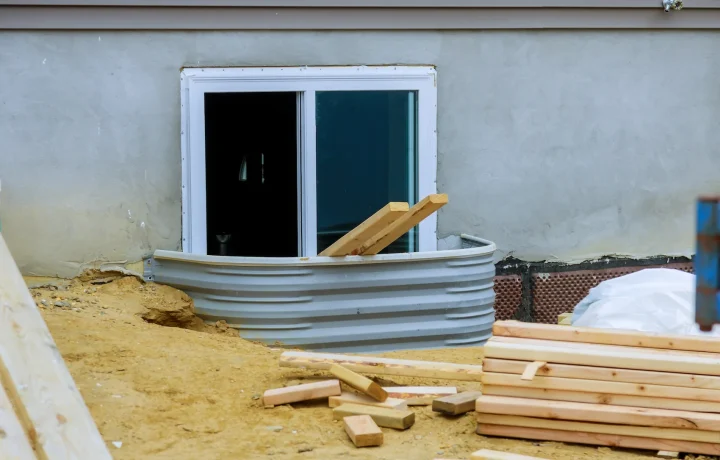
[1,31,719,277]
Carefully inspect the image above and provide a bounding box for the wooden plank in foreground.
[263,379,341,407]
[471,449,549,460]
[383,386,457,405]
[329,364,387,401]
[475,395,720,431]
[477,424,720,456]
[279,351,483,381]
[0,381,36,460]
[433,390,483,415]
[332,403,415,430]
[0,234,112,460]
[318,202,409,257]
[483,337,720,376]
[493,320,720,354]
[482,358,720,390]
[481,372,720,402]
[343,414,383,447]
[482,385,720,413]
[476,414,720,443]
[358,193,448,255]
[329,392,408,410]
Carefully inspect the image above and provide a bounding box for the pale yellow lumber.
[477,414,720,443]
[384,386,457,405]
[520,361,546,381]
[279,350,483,381]
[482,385,720,413]
[0,234,112,460]
[471,449,549,460]
[332,403,415,430]
[558,317,572,326]
[557,313,571,324]
[343,415,383,447]
[358,193,448,255]
[494,320,720,354]
[319,202,409,256]
[432,390,483,415]
[0,380,36,460]
[263,379,341,406]
[329,364,387,402]
[476,424,720,456]
[483,337,720,375]
[483,358,720,390]
[656,452,679,458]
[482,372,720,402]
[329,392,408,410]
[475,395,720,431]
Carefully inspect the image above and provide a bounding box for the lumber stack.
[477,320,720,456]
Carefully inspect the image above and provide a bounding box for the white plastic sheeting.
[572,268,720,336]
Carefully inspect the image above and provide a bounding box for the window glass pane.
[315,91,418,254]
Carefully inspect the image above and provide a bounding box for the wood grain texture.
[280,351,483,381]
[263,379,341,406]
[343,415,383,447]
[332,403,415,430]
[493,320,720,353]
[475,395,720,431]
[470,449,549,460]
[0,380,35,460]
[520,362,545,381]
[476,414,720,443]
[329,364,387,401]
[482,359,720,390]
[329,392,408,410]
[357,194,448,255]
[481,372,720,402]
[482,385,720,413]
[432,390,483,415]
[0,234,111,460]
[384,386,457,405]
[318,202,408,256]
[476,424,720,456]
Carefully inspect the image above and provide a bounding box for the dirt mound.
[139,284,197,328]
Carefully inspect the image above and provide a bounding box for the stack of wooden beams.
[476,320,720,456]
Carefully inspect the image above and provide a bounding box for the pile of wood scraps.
[264,350,483,449]
[478,320,720,456]
[319,193,448,256]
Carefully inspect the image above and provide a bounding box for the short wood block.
[263,379,341,407]
[332,403,415,430]
[432,390,482,415]
[343,415,383,447]
[329,363,387,402]
[329,392,408,410]
[656,452,679,458]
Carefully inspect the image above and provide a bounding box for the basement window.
[181,66,437,257]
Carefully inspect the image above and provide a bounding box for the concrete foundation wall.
[1,31,719,277]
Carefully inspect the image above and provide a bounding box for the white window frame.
[180,66,438,257]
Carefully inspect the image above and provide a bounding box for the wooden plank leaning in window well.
[0,379,36,460]
[357,193,448,255]
[0,234,112,460]
[319,202,409,256]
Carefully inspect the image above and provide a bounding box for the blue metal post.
[695,196,720,331]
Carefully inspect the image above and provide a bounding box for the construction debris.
[329,392,408,410]
[332,403,415,430]
[383,386,457,405]
[433,390,483,415]
[329,363,388,402]
[262,379,341,407]
[343,414,384,447]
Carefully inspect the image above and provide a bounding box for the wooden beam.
[481,372,720,402]
[482,359,720,390]
[470,449,549,460]
[329,392,408,410]
[357,193,448,255]
[493,320,720,354]
[482,386,720,413]
[0,381,36,460]
[332,403,415,430]
[329,364,387,402]
[520,362,546,381]
[476,424,720,457]
[343,415,383,447]
[0,234,112,460]
[483,337,720,375]
[656,452,680,458]
[263,379,341,407]
[432,390,483,415]
[279,351,483,381]
[383,386,457,405]
[475,395,720,431]
[318,202,409,257]
[476,414,720,443]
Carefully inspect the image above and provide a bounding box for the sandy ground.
[27,275,713,460]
